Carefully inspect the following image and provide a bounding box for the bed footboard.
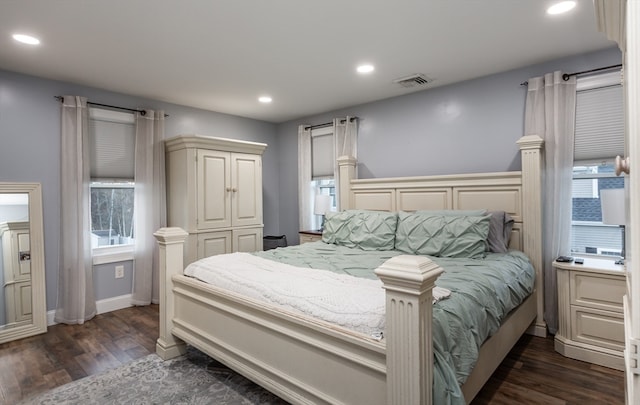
[154,227,444,405]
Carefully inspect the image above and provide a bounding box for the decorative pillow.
[414,209,514,253]
[322,210,398,251]
[486,211,515,253]
[395,211,490,258]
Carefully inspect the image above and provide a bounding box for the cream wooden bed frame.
[154,135,545,404]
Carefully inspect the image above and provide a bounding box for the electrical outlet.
[115,265,124,279]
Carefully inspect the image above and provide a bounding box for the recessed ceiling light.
[357,64,375,74]
[547,1,576,15]
[12,34,40,45]
[258,96,272,103]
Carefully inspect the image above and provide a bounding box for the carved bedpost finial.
[154,227,189,245]
[516,135,544,151]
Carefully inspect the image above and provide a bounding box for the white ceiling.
[0,0,615,123]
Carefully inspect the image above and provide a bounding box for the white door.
[623,1,640,402]
[594,1,640,401]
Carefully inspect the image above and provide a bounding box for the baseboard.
[47,294,133,326]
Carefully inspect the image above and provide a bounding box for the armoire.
[165,134,267,265]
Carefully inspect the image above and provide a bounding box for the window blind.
[574,84,624,162]
[311,131,334,179]
[89,108,135,180]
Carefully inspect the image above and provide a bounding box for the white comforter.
[184,252,450,336]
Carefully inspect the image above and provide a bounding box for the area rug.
[19,347,289,404]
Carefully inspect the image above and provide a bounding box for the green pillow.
[395,211,490,258]
[322,210,398,250]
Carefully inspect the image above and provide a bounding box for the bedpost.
[375,255,444,405]
[517,135,546,337]
[337,155,357,210]
[154,227,189,360]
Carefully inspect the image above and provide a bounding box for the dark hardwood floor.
[0,304,625,404]
[472,334,625,404]
[0,305,159,404]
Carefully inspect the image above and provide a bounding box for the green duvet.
[256,241,535,405]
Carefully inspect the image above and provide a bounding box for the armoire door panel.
[232,154,262,227]
[234,228,263,252]
[198,231,232,258]
[197,150,231,229]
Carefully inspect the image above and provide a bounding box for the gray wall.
[93,260,134,301]
[275,47,623,244]
[0,69,278,312]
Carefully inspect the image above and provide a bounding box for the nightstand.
[299,230,323,244]
[554,257,626,370]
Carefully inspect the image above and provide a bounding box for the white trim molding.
[92,244,135,265]
[47,294,134,326]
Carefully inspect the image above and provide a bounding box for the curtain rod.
[304,116,359,131]
[520,64,623,86]
[54,96,169,117]
[561,64,622,81]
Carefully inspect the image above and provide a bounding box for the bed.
[154,135,546,404]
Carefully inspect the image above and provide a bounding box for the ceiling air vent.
[393,73,433,88]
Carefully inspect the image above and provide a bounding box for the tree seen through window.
[90,185,134,247]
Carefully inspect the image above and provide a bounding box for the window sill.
[92,245,134,265]
[572,221,621,228]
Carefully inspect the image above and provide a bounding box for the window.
[88,108,136,260]
[571,163,624,256]
[314,178,337,209]
[571,72,624,257]
[311,127,334,179]
[310,126,335,230]
[90,182,135,247]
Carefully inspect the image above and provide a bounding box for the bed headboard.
[337,135,547,336]
[343,171,525,250]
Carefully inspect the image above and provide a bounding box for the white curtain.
[55,95,96,324]
[524,71,577,334]
[298,124,314,231]
[132,110,166,305]
[333,117,358,210]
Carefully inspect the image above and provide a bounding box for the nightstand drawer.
[300,234,317,244]
[299,232,322,244]
[570,272,625,313]
[571,306,624,351]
